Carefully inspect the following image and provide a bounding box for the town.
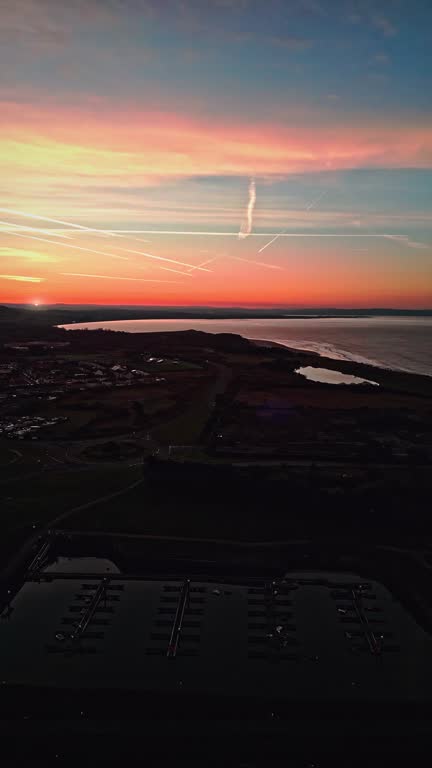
[0,342,175,440]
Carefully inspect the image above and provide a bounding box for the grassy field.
[152,396,214,444]
[0,463,141,560]
[57,481,258,540]
[59,461,432,545]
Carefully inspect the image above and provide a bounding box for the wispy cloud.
[0,246,58,263]
[2,103,432,219]
[384,235,430,250]
[347,6,397,38]
[372,53,390,64]
[0,0,69,48]
[0,273,45,282]
[371,14,397,37]
[264,34,312,50]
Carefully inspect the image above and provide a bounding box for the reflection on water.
[296,366,379,386]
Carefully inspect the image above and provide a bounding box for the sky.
[1,0,431,307]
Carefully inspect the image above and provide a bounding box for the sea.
[61,317,432,377]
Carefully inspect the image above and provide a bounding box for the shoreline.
[251,337,403,374]
[251,337,432,389]
[59,321,432,380]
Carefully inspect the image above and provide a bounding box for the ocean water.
[61,317,432,377]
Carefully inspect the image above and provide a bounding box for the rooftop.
[1,537,431,711]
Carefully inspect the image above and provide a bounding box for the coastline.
[251,337,432,393]
[55,320,432,393]
[58,318,432,379]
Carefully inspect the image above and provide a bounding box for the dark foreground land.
[1,312,432,553]
[1,312,432,754]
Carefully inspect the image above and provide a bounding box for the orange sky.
[1,233,431,308]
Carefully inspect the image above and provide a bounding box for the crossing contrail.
[238,178,256,239]
[186,255,220,273]
[102,244,213,272]
[0,209,212,272]
[0,226,212,273]
[258,190,326,253]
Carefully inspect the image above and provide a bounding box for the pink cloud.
[2,99,432,178]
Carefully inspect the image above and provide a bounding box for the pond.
[296,366,379,386]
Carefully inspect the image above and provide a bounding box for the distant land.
[1,304,431,345]
[2,303,432,324]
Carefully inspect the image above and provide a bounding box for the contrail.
[0,228,131,261]
[238,178,256,240]
[135,263,195,278]
[61,273,183,283]
[186,255,220,273]
[257,232,281,254]
[0,227,212,273]
[231,255,284,270]
[258,190,326,253]
[0,209,212,272]
[102,244,213,272]
[149,265,195,277]
[305,190,326,211]
[0,206,147,245]
[0,208,116,238]
[0,228,410,238]
[0,220,73,239]
[121,236,150,244]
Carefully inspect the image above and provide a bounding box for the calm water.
[61,317,432,376]
[296,366,379,386]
